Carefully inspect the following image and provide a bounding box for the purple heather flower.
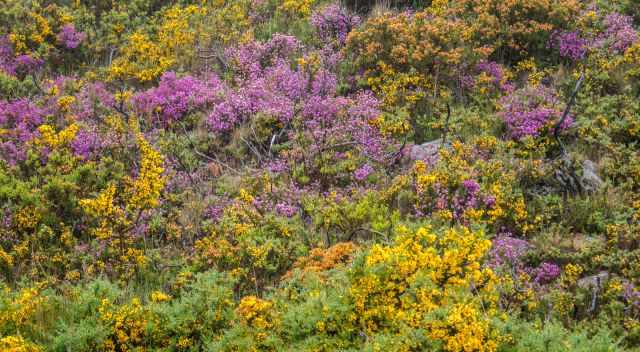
[499,85,571,140]
[484,195,496,208]
[487,236,531,269]
[0,99,47,165]
[549,31,588,61]
[0,36,16,75]
[205,205,226,222]
[74,82,115,120]
[57,24,86,49]
[268,159,289,173]
[311,69,338,97]
[476,61,514,92]
[276,202,298,217]
[463,179,480,194]
[310,4,361,45]
[14,55,43,75]
[533,262,561,284]
[0,36,43,77]
[134,72,224,126]
[353,164,373,181]
[71,128,103,160]
[598,12,638,54]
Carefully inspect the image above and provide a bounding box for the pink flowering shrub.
[310,4,360,46]
[134,72,225,126]
[548,30,589,61]
[0,99,47,165]
[597,12,638,54]
[0,36,43,77]
[499,85,572,141]
[57,24,86,50]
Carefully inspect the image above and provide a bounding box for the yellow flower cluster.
[79,184,120,241]
[98,298,148,352]
[203,1,253,44]
[14,206,40,231]
[624,42,640,79]
[127,132,165,210]
[237,295,274,330]
[56,95,76,112]
[367,63,430,111]
[7,7,53,53]
[430,303,499,352]
[109,4,204,82]
[36,123,79,149]
[0,247,13,268]
[562,263,583,286]
[0,286,47,332]
[279,0,317,18]
[109,32,174,82]
[351,225,499,351]
[0,335,42,352]
[79,132,163,275]
[150,290,172,303]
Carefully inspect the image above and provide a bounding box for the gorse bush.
[0,0,639,351]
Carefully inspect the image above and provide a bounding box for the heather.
[0,1,639,351]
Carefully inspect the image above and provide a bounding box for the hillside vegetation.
[1,0,640,351]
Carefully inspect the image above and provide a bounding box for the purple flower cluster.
[210,38,391,162]
[0,37,44,77]
[205,204,226,223]
[276,202,298,217]
[549,31,588,61]
[475,61,514,93]
[533,262,561,284]
[225,34,300,80]
[488,236,561,285]
[134,72,224,126]
[71,128,103,160]
[353,164,373,181]
[597,12,638,54]
[450,179,481,220]
[0,99,47,165]
[499,86,571,140]
[208,60,305,131]
[0,36,13,74]
[74,82,115,120]
[423,177,497,223]
[310,4,361,45]
[487,235,531,269]
[57,24,86,49]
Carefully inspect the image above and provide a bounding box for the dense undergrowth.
[1,0,640,351]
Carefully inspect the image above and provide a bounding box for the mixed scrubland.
[1,0,640,351]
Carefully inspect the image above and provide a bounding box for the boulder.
[409,139,448,162]
[577,271,609,290]
[580,160,603,193]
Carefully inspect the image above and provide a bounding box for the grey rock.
[580,160,603,193]
[554,155,581,194]
[577,271,609,290]
[409,140,448,162]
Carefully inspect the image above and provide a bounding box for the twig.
[241,136,264,162]
[179,122,241,174]
[347,227,389,242]
[30,73,44,95]
[554,74,585,156]
[442,102,451,145]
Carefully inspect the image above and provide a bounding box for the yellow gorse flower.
[351,225,499,351]
[0,335,42,352]
[127,132,165,210]
[37,124,79,148]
